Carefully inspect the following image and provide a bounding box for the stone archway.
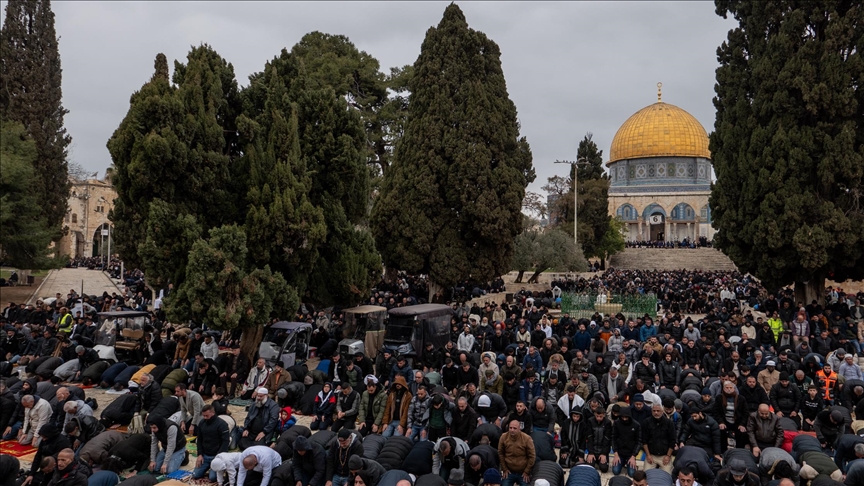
[642,204,667,241]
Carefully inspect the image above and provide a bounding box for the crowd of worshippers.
[623,236,711,249]
[2,275,864,486]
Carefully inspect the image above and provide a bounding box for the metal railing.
[560,291,658,319]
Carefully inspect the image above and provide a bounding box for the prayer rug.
[0,440,37,457]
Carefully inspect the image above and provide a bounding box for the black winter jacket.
[195,415,229,457]
[640,414,676,456]
[611,416,641,458]
[586,416,612,456]
[326,432,364,479]
[678,415,721,455]
[769,383,801,415]
[292,441,326,486]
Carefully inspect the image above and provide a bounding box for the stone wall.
[56,178,117,259]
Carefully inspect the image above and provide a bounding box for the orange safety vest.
[816,370,837,401]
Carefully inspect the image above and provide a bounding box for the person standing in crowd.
[642,402,676,473]
[746,404,783,457]
[381,376,412,437]
[498,420,535,486]
[332,382,360,433]
[192,405,229,481]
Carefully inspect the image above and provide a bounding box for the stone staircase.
[608,248,738,272]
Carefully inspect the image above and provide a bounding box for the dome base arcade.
[603,89,715,243]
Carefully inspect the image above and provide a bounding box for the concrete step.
[608,248,738,272]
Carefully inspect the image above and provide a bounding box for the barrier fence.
[560,291,657,319]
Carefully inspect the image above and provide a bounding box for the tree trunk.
[514,271,524,283]
[794,276,826,307]
[383,266,398,284]
[526,268,545,284]
[240,326,264,365]
[428,280,444,303]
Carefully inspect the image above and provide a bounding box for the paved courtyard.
[29,267,122,304]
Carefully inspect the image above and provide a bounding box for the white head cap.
[211,457,225,471]
[257,387,269,395]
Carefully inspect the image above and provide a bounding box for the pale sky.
[2,1,735,194]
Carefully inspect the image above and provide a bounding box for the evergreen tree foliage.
[573,134,613,260]
[572,133,606,181]
[240,64,327,293]
[107,46,241,286]
[710,0,864,302]
[288,32,412,177]
[0,120,61,269]
[0,0,70,234]
[371,4,535,296]
[240,47,380,306]
[169,224,297,360]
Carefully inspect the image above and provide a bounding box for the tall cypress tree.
[0,0,70,234]
[710,0,864,303]
[560,133,613,260]
[240,51,381,306]
[241,64,327,293]
[371,4,535,297]
[108,46,241,287]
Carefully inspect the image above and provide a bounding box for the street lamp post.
[555,159,590,250]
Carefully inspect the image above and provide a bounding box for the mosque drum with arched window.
[607,85,715,243]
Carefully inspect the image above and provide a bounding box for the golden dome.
[607,101,710,165]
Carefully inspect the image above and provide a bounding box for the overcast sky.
[2,1,736,194]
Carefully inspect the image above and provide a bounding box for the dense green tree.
[371,4,535,297]
[288,32,412,177]
[511,229,588,284]
[136,199,202,288]
[0,0,70,234]
[168,225,297,361]
[0,120,61,269]
[107,46,241,286]
[240,65,327,293]
[570,134,613,260]
[710,0,864,303]
[239,49,380,306]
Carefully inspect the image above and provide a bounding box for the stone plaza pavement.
[28,267,123,304]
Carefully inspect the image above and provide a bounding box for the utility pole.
[554,159,590,250]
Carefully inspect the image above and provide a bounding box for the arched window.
[700,204,711,223]
[616,204,637,221]
[671,203,695,221]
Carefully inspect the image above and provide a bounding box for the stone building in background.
[56,176,117,259]
[606,85,716,243]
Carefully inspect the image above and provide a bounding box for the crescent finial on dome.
[657,82,662,102]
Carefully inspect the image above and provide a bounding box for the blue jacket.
[522,352,543,372]
[639,325,657,342]
[573,331,592,352]
[519,378,542,403]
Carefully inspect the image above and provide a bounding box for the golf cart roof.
[270,321,313,331]
[97,311,150,318]
[343,305,387,314]
[388,304,452,318]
